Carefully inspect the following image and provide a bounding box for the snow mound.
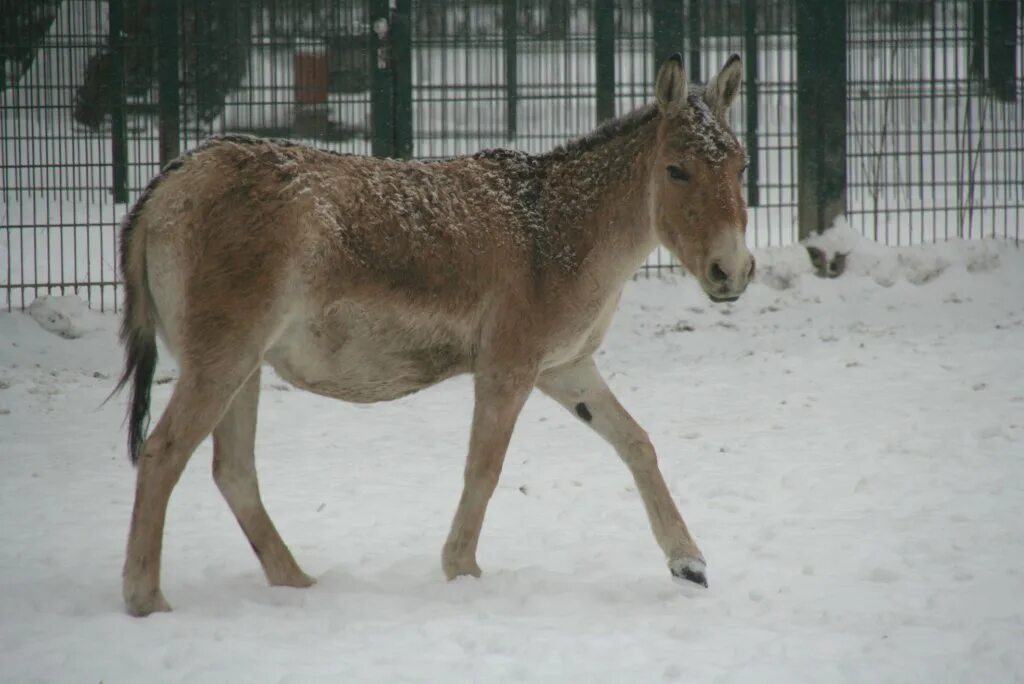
[26,295,103,339]
[755,220,1014,291]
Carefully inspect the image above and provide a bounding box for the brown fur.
[118,55,755,616]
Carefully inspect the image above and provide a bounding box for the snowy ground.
[1,234,1023,682]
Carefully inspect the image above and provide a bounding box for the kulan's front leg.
[442,365,536,579]
[538,358,708,587]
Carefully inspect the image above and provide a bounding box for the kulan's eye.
[738,164,748,180]
[667,165,690,182]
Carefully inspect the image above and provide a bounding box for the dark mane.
[542,104,658,160]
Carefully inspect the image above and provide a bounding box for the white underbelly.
[265,301,473,403]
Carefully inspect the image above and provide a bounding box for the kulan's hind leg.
[123,360,258,617]
[212,367,314,588]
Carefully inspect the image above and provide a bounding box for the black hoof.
[671,564,709,588]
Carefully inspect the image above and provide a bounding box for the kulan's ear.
[705,53,742,117]
[655,53,688,113]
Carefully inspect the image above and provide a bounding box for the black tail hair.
[110,175,163,465]
[113,326,157,464]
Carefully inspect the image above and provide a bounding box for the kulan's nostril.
[747,258,756,281]
[709,261,729,284]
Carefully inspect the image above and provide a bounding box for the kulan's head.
[651,53,754,303]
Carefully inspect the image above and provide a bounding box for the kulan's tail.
[112,202,158,465]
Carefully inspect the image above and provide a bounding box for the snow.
[26,294,106,339]
[1,235,1023,682]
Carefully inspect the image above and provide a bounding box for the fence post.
[109,0,128,203]
[652,0,683,73]
[503,0,518,140]
[686,0,701,83]
[293,49,329,138]
[988,0,1018,102]
[594,0,615,123]
[796,0,846,239]
[968,0,985,81]
[392,0,413,158]
[157,0,180,168]
[743,0,759,207]
[370,0,394,158]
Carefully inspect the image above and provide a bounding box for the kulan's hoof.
[669,557,708,588]
[442,556,483,581]
[269,571,317,588]
[124,589,172,617]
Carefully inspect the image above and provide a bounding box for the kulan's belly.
[263,285,623,402]
[264,306,472,403]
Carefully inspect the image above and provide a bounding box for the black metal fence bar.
[595,0,615,123]
[1,0,1021,311]
[743,0,759,208]
[108,0,128,203]
[157,0,181,167]
[797,0,847,239]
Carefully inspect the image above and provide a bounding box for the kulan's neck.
[538,106,661,279]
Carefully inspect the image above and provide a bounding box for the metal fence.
[2,0,1021,310]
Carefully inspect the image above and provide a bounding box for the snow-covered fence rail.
[2,0,1022,311]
